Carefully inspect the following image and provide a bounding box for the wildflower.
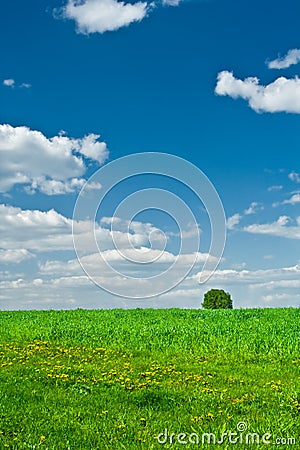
[140,418,147,426]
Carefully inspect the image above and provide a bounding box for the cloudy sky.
[1,0,300,309]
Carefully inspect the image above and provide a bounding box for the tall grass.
[0,308,299,449]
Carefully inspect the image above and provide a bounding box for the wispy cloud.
[227,202,262,230]
[227,213,241,230]
[215,70,300,114]
[289,171,300,183]
[244,202,263,215]
[162,0,181,5]
[225,185,300,239]
[282,193,300,205]
[20,83,31,89]
[268,48,300,69]
[268,185,283,192]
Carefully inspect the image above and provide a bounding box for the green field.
[0,308,299,449]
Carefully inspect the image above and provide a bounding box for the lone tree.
[202,289,233,309]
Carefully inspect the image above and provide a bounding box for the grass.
[0,308,299,449]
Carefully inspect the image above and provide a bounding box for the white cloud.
[76,133,108,162]
[263,254,274,260]
[215,70,300,113]
[0,124,108,194]
[162,0,180,5]
[244,215,300,239]
[227,213,241,230]
[268,49,300,69]
[1,260,300,309]
[7,206,212,299]
[100,216,166,246]
[3,79,31,89]
[3,79,15,87]
[244,202,263,215]
[288,171,300,183]
[38,249,215,299]
[39,250,212,276]
[191,264,300,286]
[0,204,74,251]
[0,204,125,253]
[231,262,247,270]
[268,185,283,192]
[61,0,149,34]
[0,205,200,261]
[259,279,300,290]
[25,177,101,196]
[173,264,300,307]
[282,193,300,205]
[20,83,31,89]
[261,293,299,303]
[2,201,299,308]
[0,249,35,264]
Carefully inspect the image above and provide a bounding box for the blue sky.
[1,0,300,309]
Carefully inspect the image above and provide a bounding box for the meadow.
[0,308,299,449]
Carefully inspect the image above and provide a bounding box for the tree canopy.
[202,289,233,309]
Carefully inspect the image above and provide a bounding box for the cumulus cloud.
[244,215,300,239]
[0,202,213,299]
[215,70,300,113]
[60,0,149,34]
[0,204,74,251]
[39,250,212,277]
[268,48,300,69]
[4,203,299,307]
[77,133,108,161]
[0,204,126,253]
[3,79,15,87]
[2,267,300,309]
[0,205,197,258]
[38,248,214,299]
[24,177,101,196]
[0,124,108,194]
[0,249,35,264]
[1,255,300,309]
[183,264,300,307]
